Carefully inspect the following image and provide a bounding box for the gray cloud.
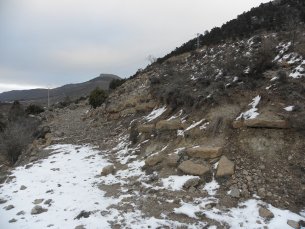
[0,0,270,92]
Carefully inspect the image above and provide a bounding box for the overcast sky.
[0,0,270,92]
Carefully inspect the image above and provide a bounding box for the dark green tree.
[89,87,108,109]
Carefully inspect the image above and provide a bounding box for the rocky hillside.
[0,1,305,228]
[0,74,120,104]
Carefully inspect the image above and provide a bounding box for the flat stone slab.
[137,124,155,133]
[187,146,222,159]
[145,153,163,166]
[156,120,182,131]
[244,118,289,129]
[178,160,209,176]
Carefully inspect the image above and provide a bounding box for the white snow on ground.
[0,144,120,229]
[203,178,220,196]
[270,76,278,81]
[290,65,305,78]
[121,210,206,229]
[167,110,183,121]
[236,95,261,120]
[185,119,205,132]
[144,106,167,122]
[174,198,305,229]
[162,175,199,191]
[177,119,206,137]
[199,121,209,130]
[284,106,294,112]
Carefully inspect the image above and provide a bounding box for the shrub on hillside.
[109,79,126,90]
[8,101,25,122]
[0,117,39,164]
[250,38,276,76]
[25,104,45,115]
[89,87,108,109]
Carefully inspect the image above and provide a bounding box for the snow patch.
[284,106,294,112]
[162,175,199,191]
[236,95,261,120]
[144,106,167,122]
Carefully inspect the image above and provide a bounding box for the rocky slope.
[0,28,304,228]
[1,1,305,225]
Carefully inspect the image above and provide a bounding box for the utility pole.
[197,33,200,49]
[47,87,50,108]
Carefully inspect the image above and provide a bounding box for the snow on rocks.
[174,198,305,229]
[290,64,305,78]
[162,175,199,191]
[144,106,167,122]
[236,95,261,120]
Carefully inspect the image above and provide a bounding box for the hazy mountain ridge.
[0,74,120,103]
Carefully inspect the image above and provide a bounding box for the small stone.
[44,199,53,205]
[17,211,25,215]
[75,225,86,229]
[31,205,48,215]
[9,218,17,223]
[20,185,27,190]
[183,177,201,189]
[33,199,44,204]
[287,220,299,229]
[0,198,7,204]
[101,165,115,176]
[229,187,240,198]
[4,205,14,210]
[257,188,266,197]
[74,210,91,220]
[25,164,33,169]
[259,207,274,220]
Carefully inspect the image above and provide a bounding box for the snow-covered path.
[0,144,121,228]
[1,143,304,229]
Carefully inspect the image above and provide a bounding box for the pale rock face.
[216,156,235,177]
[101,164,115,176]
[187,146,222,159]
[258,207,274,220]
[166,153,180,167]
[145,153,164,166]
[156,120,182,131]
[178,160,210,176]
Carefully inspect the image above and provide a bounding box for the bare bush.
[0,118,39,164]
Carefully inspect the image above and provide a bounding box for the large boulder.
[216,156,235,177]
[166,153,180,167]
[259,207,274,220]
[145,153,164,166]
[156,120,182,131]
[178,160,210,176]
[101,165,115,176]
[187,146,222,159]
